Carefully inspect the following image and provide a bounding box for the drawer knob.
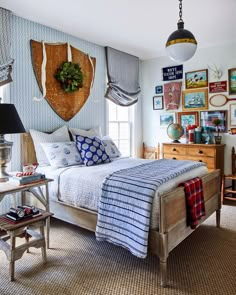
[199,160,203,162]
[172,148,176,151]
[172,157,177,160]
[198,150,203,154]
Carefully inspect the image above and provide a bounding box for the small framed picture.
[177,111,199,128]
[155,85,163,94]
[200,110,227,132]
[228,68,236,95]
[230,104,236,126]
[153,95,164,110]
[182,88,208,111]
[185,69,208,89]
[160,113,175,128]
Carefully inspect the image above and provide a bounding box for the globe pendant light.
[166,0,197,62]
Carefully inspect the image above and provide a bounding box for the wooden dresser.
[162,143,225,177]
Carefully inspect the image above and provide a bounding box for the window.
[107,100,131,156]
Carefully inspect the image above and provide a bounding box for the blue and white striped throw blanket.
[96,159,206,258]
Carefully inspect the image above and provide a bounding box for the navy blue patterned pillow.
[75,135,111,166]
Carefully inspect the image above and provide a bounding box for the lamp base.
[0,135,13,182]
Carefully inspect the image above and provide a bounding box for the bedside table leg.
[9,234,16,281]
[40,223,47,264]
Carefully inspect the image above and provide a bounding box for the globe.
[167,123,184,143]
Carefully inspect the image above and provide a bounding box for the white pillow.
[30,126,71,166]
[41,142,82,168]
[69,126,102,138]
[101,136,121,158]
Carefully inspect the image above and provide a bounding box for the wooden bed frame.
[21,133,221,287]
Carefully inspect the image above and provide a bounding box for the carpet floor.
[0,203,235,295]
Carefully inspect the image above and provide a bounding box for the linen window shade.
[0,8,14,87]
[105,47,141,106]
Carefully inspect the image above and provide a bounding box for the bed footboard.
[149,169,221,286]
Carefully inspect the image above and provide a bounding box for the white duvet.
[38,157,208,229]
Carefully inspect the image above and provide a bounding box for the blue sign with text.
[162,65,183,81]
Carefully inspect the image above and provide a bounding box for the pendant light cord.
[178,0,183,23]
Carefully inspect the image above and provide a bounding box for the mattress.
[38,157,208,229]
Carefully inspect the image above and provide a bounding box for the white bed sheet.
[38,157,208,229]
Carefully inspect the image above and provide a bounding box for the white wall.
[141,42,236,174]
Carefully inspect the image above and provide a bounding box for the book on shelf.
[8,172,46,185]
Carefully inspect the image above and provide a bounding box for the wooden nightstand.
[0,211,53,281]
[0,178,53,248]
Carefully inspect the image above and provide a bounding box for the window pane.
[119,123,129,139]
[117,105,128,121]
[109,122,118,140]
[119,140,130,156]
[108,101,117,121]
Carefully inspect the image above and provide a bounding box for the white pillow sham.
[101,135,121,158]
[30,126,71,166]
[69,126,102,138]
[41,141,82,168]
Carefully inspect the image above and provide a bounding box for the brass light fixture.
[166,0,197,62]
[0,100,25,182]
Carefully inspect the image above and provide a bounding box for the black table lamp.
[0,102,25,182]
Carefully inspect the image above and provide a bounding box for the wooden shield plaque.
[30,40,96,121]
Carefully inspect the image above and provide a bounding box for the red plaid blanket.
[178,177,205,229]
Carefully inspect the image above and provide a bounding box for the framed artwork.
[155,85,163,94]
[200,110,227,132]
[160,113,175,128]
[153,96,163,110]
[177,111,199,128]
[228,68,236,95]
[164,81,182,110]
[185,69,208,89]
[182,88,208,111]
[230,104,236,126]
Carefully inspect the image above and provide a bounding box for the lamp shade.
[0,103,25,134]
[166,22,197,62]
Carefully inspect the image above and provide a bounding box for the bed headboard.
[21,133,37,164]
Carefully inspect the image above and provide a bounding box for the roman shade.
[0,7,14,87]
[105,47,141,106]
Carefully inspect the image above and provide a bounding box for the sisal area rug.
[0,203,235,295]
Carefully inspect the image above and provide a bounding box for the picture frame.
[160,113,175,128]
[182,88,208,111]
[155,85,163,94]
[200,110,227,132]
[185,69,208,89]
[228,68,236,95]
[177,111,199,128]
[230,103,236,126]
[153,95,164,110]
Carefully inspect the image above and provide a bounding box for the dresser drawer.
[187,146,215,158]
[163,145,187,156]
[163,154,187,161]
[187,156,216,169]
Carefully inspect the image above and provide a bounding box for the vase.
[214,136,222,144]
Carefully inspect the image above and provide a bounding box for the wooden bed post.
[159,233,168,287]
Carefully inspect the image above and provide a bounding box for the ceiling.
[1,0,235,60]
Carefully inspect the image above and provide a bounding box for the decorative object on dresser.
[221,147,236,202]
[182,88,208,111]
[167,123,184,143]
[142,143,160,160]
[162,142,225,179]
[213,119,222,144]
[30,40,96,121]
[0,102,25,182]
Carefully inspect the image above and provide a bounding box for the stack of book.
[8,172,45,185]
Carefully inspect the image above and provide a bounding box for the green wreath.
[55,61,84,94]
